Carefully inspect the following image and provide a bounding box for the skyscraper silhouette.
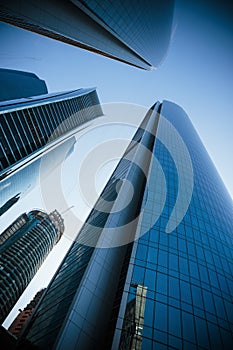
[18,101,233,349]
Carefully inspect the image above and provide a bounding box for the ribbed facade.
[0,88,102,173]
[18,101,233,349]
[0,210,64,324]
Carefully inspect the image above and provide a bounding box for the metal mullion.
[50,103,63,137]
[49,103,61,135]
[54,103,68,135]
[65,99,75,129]
[55,103,68,135]
[38,106,53,140]
[56,101,69,133]
[65,100,75,130]
[3,115,23,159]
[0,141,10,167]
[15,111,33,153]
[10,113,28,155]
[47,104,59,137]
[34,107,49,143]
[73,98,84,124]
[22,108,38,149]
[22,110,39,149]
[27,108,43,147]
[64,100,75,128]
[80,96,89,122]
[79,97,88,123]
[31,109,44,146]
[70,98,79,127]
[52,103,63,126]
[61,100,73,131]
[43,104,56,137]
[0,123,17,163]
[58,101,72,132]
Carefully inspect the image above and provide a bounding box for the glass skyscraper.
[115,101,233,350]
[0,84,102,174]
[0,0,174,70]
[0,69,48,102]
[18,101,233,349]
[0,209,64,324]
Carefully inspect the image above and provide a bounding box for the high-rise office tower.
[18,101,233,349]
[0,1,174,70]
[0,74,102,174]
[0,69,48,102]
[8,288,46,338]
[0,210,64,324]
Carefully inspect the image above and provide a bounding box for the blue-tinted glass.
[195,317,210,348]
[168,306,181,337]
[168,276,179,299]
[156,273,167,295]
[154,302,167,332]
[182,311,196,343]
[191,285,203,309]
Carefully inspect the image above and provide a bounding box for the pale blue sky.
[0,0,232,197]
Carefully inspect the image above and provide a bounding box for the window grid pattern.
[0,90,102,172]
[119,103,233,349]
[0,211,62,324]
[77,0,174,66]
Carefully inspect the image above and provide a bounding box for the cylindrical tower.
[0,209,64,324]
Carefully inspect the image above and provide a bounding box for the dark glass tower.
[18,101,233,349]
[114,102,233,350]
[0,69,48,102]
[0,84,102,174]
[0,209,64,324]
[0,0,174,70]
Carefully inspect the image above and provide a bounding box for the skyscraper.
[8,288,46,338]
[0,69,48,102]
[18,101,233,349]
[0,209,64,324]
[0,79,102,174]
[0,0,174,70]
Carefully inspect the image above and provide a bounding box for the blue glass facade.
[115,101,233,349]
[71,0,174,68]
[17,103,160,349]
[0,0,174,69]
[17,101,233,349]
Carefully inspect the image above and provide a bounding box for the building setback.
[0,85,102,174]
[17,100,233,349]
[0,210,64,324]
[0,0,174,70]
